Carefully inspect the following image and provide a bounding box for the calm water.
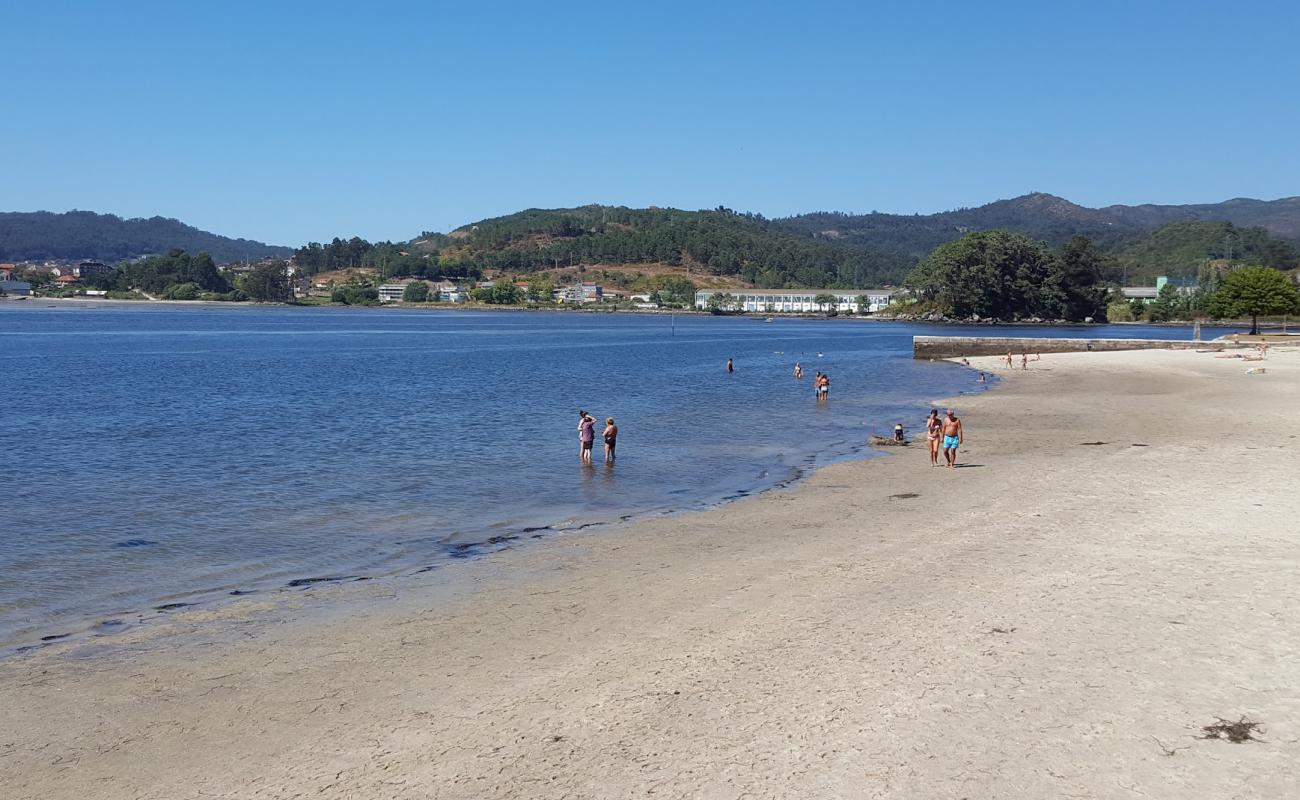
[0,306,1216,649]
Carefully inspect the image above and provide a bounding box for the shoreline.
[2,295,1277,330]
[5,348,1299,798]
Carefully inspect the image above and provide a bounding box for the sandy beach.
[3,347,1298,799]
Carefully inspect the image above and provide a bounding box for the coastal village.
[0,258,1232,322]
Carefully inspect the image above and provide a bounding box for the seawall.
[913,335,1224,360]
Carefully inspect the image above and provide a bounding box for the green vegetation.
[330,285,380,305]
[422,206,911,288]
[242,262,292,302]
[471,284,522,304]
[1207,266,1300,334]
[402,281,430,302]
[0,210,290,262]
[87,250,229,295]
[1115,222,1298,282]
[904,231,1108,321]
[293,237,473,279]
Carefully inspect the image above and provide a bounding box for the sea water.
[0,305,1215,648]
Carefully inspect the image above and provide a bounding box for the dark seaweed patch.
[114,539,158,548]
[154,602,195,611]
[286,576,357,588]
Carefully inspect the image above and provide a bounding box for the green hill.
[1116,221,1299,282]
[417,205,914,288]
[0,210,292,264]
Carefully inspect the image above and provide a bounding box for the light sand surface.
[3,348,1299,799]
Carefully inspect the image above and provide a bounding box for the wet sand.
[3,348,1298,799]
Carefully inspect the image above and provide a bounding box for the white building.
[377,284,408,303]
[561,282,604,304]
[693,289,896,314]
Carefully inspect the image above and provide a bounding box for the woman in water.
[926,409,942,466]
[603,417,618,463]
[793,362,803,379]
[578,410,596,465]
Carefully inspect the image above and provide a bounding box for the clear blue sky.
[4,0,1298,246]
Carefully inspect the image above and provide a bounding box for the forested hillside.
[0,211,292,263]
[771,193,1300,263]
[1114,221,1299,282]
[416,206,914,288]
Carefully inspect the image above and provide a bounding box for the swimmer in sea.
[603,417,618,463]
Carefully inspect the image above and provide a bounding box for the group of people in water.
[580,358,972,469]
[576,411,617,465]
[790,361,830,398]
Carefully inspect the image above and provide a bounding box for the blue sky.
[4,0,1298,245]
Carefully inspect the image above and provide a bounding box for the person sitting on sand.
[941,408,963,468]
[578,411,596,465]
[926,409,941,466]
[603,417,618,463]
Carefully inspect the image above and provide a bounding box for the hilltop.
[0,210,292,263]
[770,192,1300,263]
[413,205,913,289]
[405,194,1300,289]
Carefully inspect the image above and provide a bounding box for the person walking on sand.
[941,408,963,468]
[1005,351,1013,369]
[578,410,596,465]
[926,409,942,466]
[726,358,734,373]
[1021,353,1028,370]
[603,417,618,464]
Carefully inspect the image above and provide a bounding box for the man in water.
[726,358,734,373]
[941,408,963,468]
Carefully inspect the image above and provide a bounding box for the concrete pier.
[913,335,1224,360]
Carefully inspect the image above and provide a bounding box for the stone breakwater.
[913,335,1226,359]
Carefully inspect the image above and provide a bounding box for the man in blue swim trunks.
[941,408,963,468]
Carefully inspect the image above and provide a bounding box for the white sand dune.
[3,348,1298,799]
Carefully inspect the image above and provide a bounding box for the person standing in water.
[941,408,963,468]
[726,358,734,373]
[603,417,618,464]
[926,409,942,466]
[793,362,803,379]
[578,410,596,465]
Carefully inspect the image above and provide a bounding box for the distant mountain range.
[771,192,1300,261]
[0,210,292,264]
[3,194,1298,287]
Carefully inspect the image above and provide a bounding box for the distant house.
[1,280,33,296]
[0,263,16,280]
[693,289,896,313]
[73,260,112,278]
[377,284,408,303]
[1121,275,1194,300]
[56,274,79,285]
[561,282,604,304]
